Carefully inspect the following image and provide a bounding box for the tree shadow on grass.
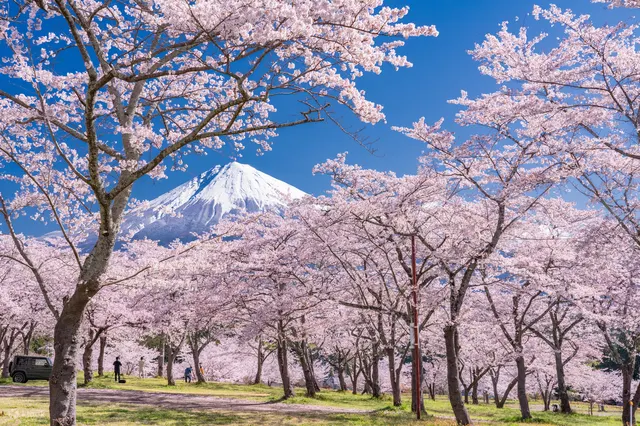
[76,404,246,425]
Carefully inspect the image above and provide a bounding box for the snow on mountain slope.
[121,162,306,244]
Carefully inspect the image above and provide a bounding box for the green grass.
[0,375,625,425]
[0,397,453,426]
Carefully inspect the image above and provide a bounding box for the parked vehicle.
[8,356,53,383]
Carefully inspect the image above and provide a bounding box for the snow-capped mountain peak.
[122,162,306,243]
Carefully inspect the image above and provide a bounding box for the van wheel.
[12,372,27,383]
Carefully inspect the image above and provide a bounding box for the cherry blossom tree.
[0,1,434,423]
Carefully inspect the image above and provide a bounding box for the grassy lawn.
[0,397,455,426]
[0,375,624,425]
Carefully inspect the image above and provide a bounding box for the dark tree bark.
[82,329,95,385]
[165,335,185,387]
[444,324,471,425]
[386,347,402,406]
[191,347,205,383]
[97,336,107,377]
[337,366,348,391]
[472,380,479,405]
[292,340,317,397]
[166,343,176,386]
[1,328,19,379]
[371,341,381,398]
[554,350,571,414]
[20,321,37,355]
[515,355,532,420]
[276,328,293,399]
[347,355,360,395]
[157,340,164,378]
[49,290,95,426]
[254,338,265,385]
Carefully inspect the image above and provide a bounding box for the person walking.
[184,366,193,383]
[138,357,145,378]
[113,357,122,382]
[199,365,204,379]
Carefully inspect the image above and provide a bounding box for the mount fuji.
[121,162,306,244]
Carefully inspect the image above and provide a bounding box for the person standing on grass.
[184,366,193,383]
[113,357,122,382]
[138,357,145,378]
[199,365,204,379]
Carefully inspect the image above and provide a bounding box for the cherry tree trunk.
[543,391,551,411]
[472,381,479,405]
[276,336,293,399]
[157,341,164,378]
[337,367,347,392]
[371,343,381,398]
[386,348,402,406]
[515,355,531,420]
[192,349,206,384]
[22,324,35,355]
[429,383,436,401]
[554,351,571,414]
[306,348,321,392]
[444,325,472,425]
[1,343,12,378]
[97,336,107,377]
[254,340,264,385]
[349,359,359,395]
[82,329,94,385]
[49,291,92,426]
[166,344,176,386]
[622,366,637,426]
[293,343,316,397]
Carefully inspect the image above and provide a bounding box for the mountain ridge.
[121,162,306,244]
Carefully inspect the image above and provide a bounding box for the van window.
[34,359,48,366]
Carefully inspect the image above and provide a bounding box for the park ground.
[0,376,624,425]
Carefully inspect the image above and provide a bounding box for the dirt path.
[0,385,371,415]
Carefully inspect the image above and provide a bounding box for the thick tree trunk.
[337,366,348,392]
[192,348,206,383]
[349,358,359,395]
[491,371,500,407]
[49,291,92,426]
[371,343,381,398]
[543,391,551,411]
[444,325,472,425]
[306,347,321,392]
[515,355,531,420]
[622,366,637,426]
[166,344,176,386]
[82,329,94,385]
[97,336,107,377]
[554,351,571,414]
[472,380,479,405]
[293,342,316,397]
[276,336,293,399]
[386,348,402,406]
[157,341,164,378]
[1,342,12,379]
[254,339,264,385]
[21,322,36,355]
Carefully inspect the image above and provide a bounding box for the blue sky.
[137,0,630,199]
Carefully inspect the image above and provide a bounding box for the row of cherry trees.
[1,0,639,425]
